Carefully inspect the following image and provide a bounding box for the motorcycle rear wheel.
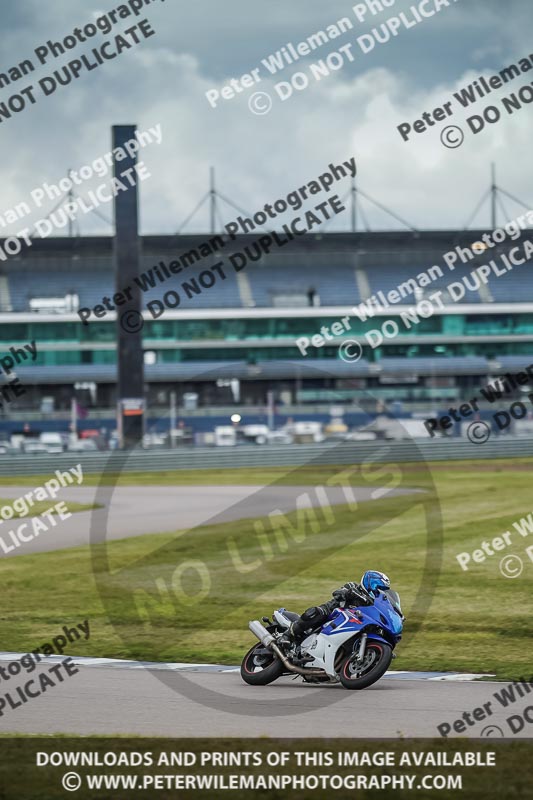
[339,641,393,690]
[240,643,284,685]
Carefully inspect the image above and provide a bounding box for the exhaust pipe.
[248,620,327,678]
[249,620,275,648]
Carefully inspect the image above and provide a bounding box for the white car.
[142,433,167,449]
[39,432,67,453]
[344,431,378,441]
[240,426,293,445]
[22,441,48,454]
[265,430,293,445]
[67,439,98,452]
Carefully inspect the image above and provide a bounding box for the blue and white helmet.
[361,570,390,597]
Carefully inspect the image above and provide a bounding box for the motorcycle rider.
[284,570,392,645]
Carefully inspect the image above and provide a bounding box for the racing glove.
[333,582,372,606]
[332,581,359,600]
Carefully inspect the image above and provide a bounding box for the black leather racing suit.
[289,582,372,643]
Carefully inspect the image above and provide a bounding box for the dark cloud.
[0,0,530,235]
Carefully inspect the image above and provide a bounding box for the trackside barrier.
[0,438,531,476]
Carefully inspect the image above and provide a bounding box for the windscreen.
[384,589,402,616]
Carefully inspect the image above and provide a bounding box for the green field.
[1,458,532,679]
[0,458,531,487]
[0,498,98,518]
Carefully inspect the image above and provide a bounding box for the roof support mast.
[491,162,497,230]
[351,176,357,233]
[210,166,216,236]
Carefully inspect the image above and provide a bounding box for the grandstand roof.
[2,231,529,312]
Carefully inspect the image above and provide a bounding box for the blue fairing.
[321,590,403,646]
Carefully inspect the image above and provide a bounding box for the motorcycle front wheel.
[339,641,393,690]
[240,643,284,685]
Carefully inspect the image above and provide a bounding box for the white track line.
[0,653,495,680]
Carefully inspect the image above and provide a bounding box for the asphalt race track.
[0,484,420,556]
[0,660,528,738]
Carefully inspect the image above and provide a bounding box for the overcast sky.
[0,0,531,236]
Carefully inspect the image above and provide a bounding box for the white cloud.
[0,0,531,238]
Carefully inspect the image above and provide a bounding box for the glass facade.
[1,314,532,367]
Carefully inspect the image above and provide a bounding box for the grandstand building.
[2,230,531,415]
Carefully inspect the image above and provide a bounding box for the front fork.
[355,633,368,664]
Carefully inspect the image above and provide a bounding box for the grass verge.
[0,456,531,486]
[1,458,531,678]
[0,499,98,518]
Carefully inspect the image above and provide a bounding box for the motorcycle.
[241,587,403,690]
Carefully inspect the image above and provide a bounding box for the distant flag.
[76,401,89,419]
